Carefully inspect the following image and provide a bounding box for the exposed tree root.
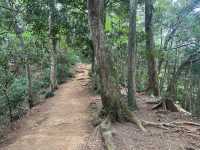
[99,114,147,150]
[170,121,200,127]
[141,120,200,132]
[127,113,147,132]
[142,120,176,130]
[100,117,116,150]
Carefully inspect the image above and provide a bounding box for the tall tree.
[145,0,160,96]
[88,0,117,117]
[88,0,129,120]
[88,0,146,132]
[127,0,137,110]
[48,0,58,93]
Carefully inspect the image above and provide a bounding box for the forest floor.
[112,93,200,150]
[0,64,103,150]
[0,64,200,150]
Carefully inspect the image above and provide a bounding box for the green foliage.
[40,68,51,88]
[9,77,27,109]
[65,49,80,66]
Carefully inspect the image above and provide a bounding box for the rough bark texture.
[87,1,146,134]
[127,0,137,110]
[145,0,160,96]
[88,0,130,121]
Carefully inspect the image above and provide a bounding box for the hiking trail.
[0,64,99,150]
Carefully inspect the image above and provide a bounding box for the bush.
[40,67,51,89]
[56,49,78,84]
[65,49,80,66]
[9,77,27,110]
[9,77,29,120]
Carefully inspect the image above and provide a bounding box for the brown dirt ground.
[112,94,200,150]
[0,64,103,150]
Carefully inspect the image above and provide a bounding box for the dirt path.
[0,64,99,150]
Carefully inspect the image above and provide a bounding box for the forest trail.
[0,64,98,150]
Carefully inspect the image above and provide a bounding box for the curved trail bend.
[1,64,95,150]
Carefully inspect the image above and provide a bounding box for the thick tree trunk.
[127,0,137,110]
[87,1,146,132]
[145,0,160,96]
[88,0,129,121]
[89,40,95,74]
[88,0,112,112]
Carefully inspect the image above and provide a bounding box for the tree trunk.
[88,0,130,121]
[127,0,137,110]
[49,38,58,92]
[48,0,58,93]
[145,0,160,96]
[26,63,33,108]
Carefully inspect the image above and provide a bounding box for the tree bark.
[26,63,33,108]
[127,0,137,110]
[48,0,58,93]
[88,0,129,121]
[145,0,160,96]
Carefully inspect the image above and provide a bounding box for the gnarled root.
[126,113,147,132]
